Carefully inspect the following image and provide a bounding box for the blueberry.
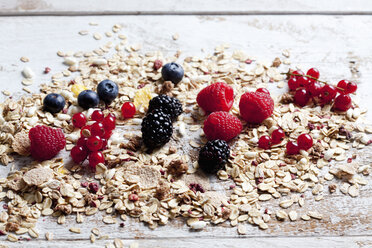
[43,93,65,113]
[161,62,184,84]
[78,90,100,109]
[97,80,119,104]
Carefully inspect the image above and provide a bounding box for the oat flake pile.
[0,23,371,244]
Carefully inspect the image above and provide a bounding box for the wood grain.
[0,14,372,247]
[1,0,372,15]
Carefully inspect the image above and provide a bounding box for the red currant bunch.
[70,110,117,170]
[286,68,356,112]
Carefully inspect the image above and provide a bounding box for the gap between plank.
[1,11,372,16]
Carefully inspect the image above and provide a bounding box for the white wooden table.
[1,1,372,247]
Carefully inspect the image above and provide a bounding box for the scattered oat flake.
[20,56,29,62]
[237,224,246,235]
[93,33,102,40]
[79,30,89,35]
[172,33,179,40]
[69,227,81,233]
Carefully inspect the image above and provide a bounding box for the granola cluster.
[0,23,371,243]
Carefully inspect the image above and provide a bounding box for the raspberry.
[197,82,234,113]
[239,91,274,124]
[256,88,270,95]
[29,125,66,161]
[203,111,242,142]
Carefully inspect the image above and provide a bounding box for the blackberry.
[147,95,183,121]
[198,140,230,174]
[141,110,173,149]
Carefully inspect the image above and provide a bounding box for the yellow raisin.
[71,84,87,97]
[134,87,152,108]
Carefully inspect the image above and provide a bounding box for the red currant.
[319,85,337,104]
[290,70,304,79]
[107,113,116,120]
[72,113,87,128]
[121,102,136,118]
[306,82,322,97]
[88,151,105,169]
[256,88,270,95]
[86,136,103,151]
[294,88,310,107]
[102,130,113,140]
[91,122,105,137]
[286,141,299,155]
[101,138,108,150]
[306,68,320,81]
[258,135,272,150]
[77,137,88,148]
[337,80,357,94]
[91,110,104,122]
[271,129,285,144]
[297,76,310,87]
[70,145,88,164]
[334,94,352,111]
[297,133,313,150]
[80,125,92,137]
[102,116,116,131]
[288,78,299,91]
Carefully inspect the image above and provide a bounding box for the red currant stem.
[281,72,345,91]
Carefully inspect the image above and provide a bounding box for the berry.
[88,151,105,169]
[101,138,108,150]
[102,130,112,140]
[153,60,163,70]
[161,62,184,84]
[80,125,92,137]
[198,140,230,174]
[290,70,304,79]
[203,111,242,142]
[91,110,104,122]
[102,116,116,131]
[86,136,103,151]
[107,113,116,120]
[91,122,105,137]
[306,68,320,82]
[286,141,299,155]
[256,88,270,95]
[121,102,136,118]
[288,78,299,91]
[78,90,100,109]
[239,91,274,124]
[141,110,173,149]
[294,88,311,107]
[77,137,88,148]
[72,113,87,128]
[97,80,119,104]
[297,134,313,150]
[258,135,272,149]
[297,76,310,87]
[70,145,88,164]
[43,93,66,113]
[334,94,352,111]
[319,85,337,104]
[306,82,322,97]
[148,95,183,121]
[337,80,357,94]
[271,129,285,144]
[197,82,234,113]
[29,125,66,161]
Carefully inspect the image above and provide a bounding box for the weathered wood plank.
[0,15,372,247]
[3,236,372,248]
[1,0,372,15]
